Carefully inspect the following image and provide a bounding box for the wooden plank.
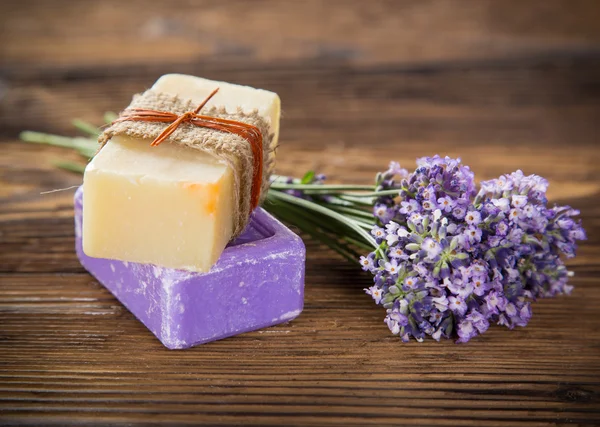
[1,0,600,425]
[1,0,600,69]
[1,269,599,423]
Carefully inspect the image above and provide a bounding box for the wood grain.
[1,1,600,425]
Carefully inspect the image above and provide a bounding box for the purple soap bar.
[74,187,305,349]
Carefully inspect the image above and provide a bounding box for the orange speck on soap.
[204,182,220,214]
[180,181,220,214]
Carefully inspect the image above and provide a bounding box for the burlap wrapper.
[98,89,275,237]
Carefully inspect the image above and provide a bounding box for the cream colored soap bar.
[82,74,281,272]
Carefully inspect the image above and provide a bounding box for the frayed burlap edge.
[98,89,275,237]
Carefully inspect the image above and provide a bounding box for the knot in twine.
[98,88,275,237]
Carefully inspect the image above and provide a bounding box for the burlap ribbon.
[98,89,275,237]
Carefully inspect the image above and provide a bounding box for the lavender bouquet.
[21,121,586,343]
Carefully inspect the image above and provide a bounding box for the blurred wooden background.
[1,1,600,425]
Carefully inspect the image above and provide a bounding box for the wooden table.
[1,1,599,425]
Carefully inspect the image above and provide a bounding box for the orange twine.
[113,88,264,210]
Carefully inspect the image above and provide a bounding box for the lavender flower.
[363,156,586,343]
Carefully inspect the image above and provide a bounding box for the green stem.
[326,204,375,220]
[72,119,101,137]
[342,235,374,252]
[268,196,346,237]
[270,183,375,192]
[347,189,400,198]
[374,241,388,262]
[270,183,399,199]
[265,202,360,264]
[266,193,368,244]
[267,190,378,249]
[327,211,375,229]
[350,218,377,230]
[19,131,96,158]
[336,195,375,206]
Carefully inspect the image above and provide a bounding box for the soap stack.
[76,75,305,349]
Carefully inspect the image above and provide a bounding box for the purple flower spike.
[362,156,586,343]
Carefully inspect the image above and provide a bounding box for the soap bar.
[75,187,305,349]
[83,74,281,272]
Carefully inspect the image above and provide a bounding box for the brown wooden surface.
[1,1,600,425]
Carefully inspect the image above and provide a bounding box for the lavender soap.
[74,187,305,349]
